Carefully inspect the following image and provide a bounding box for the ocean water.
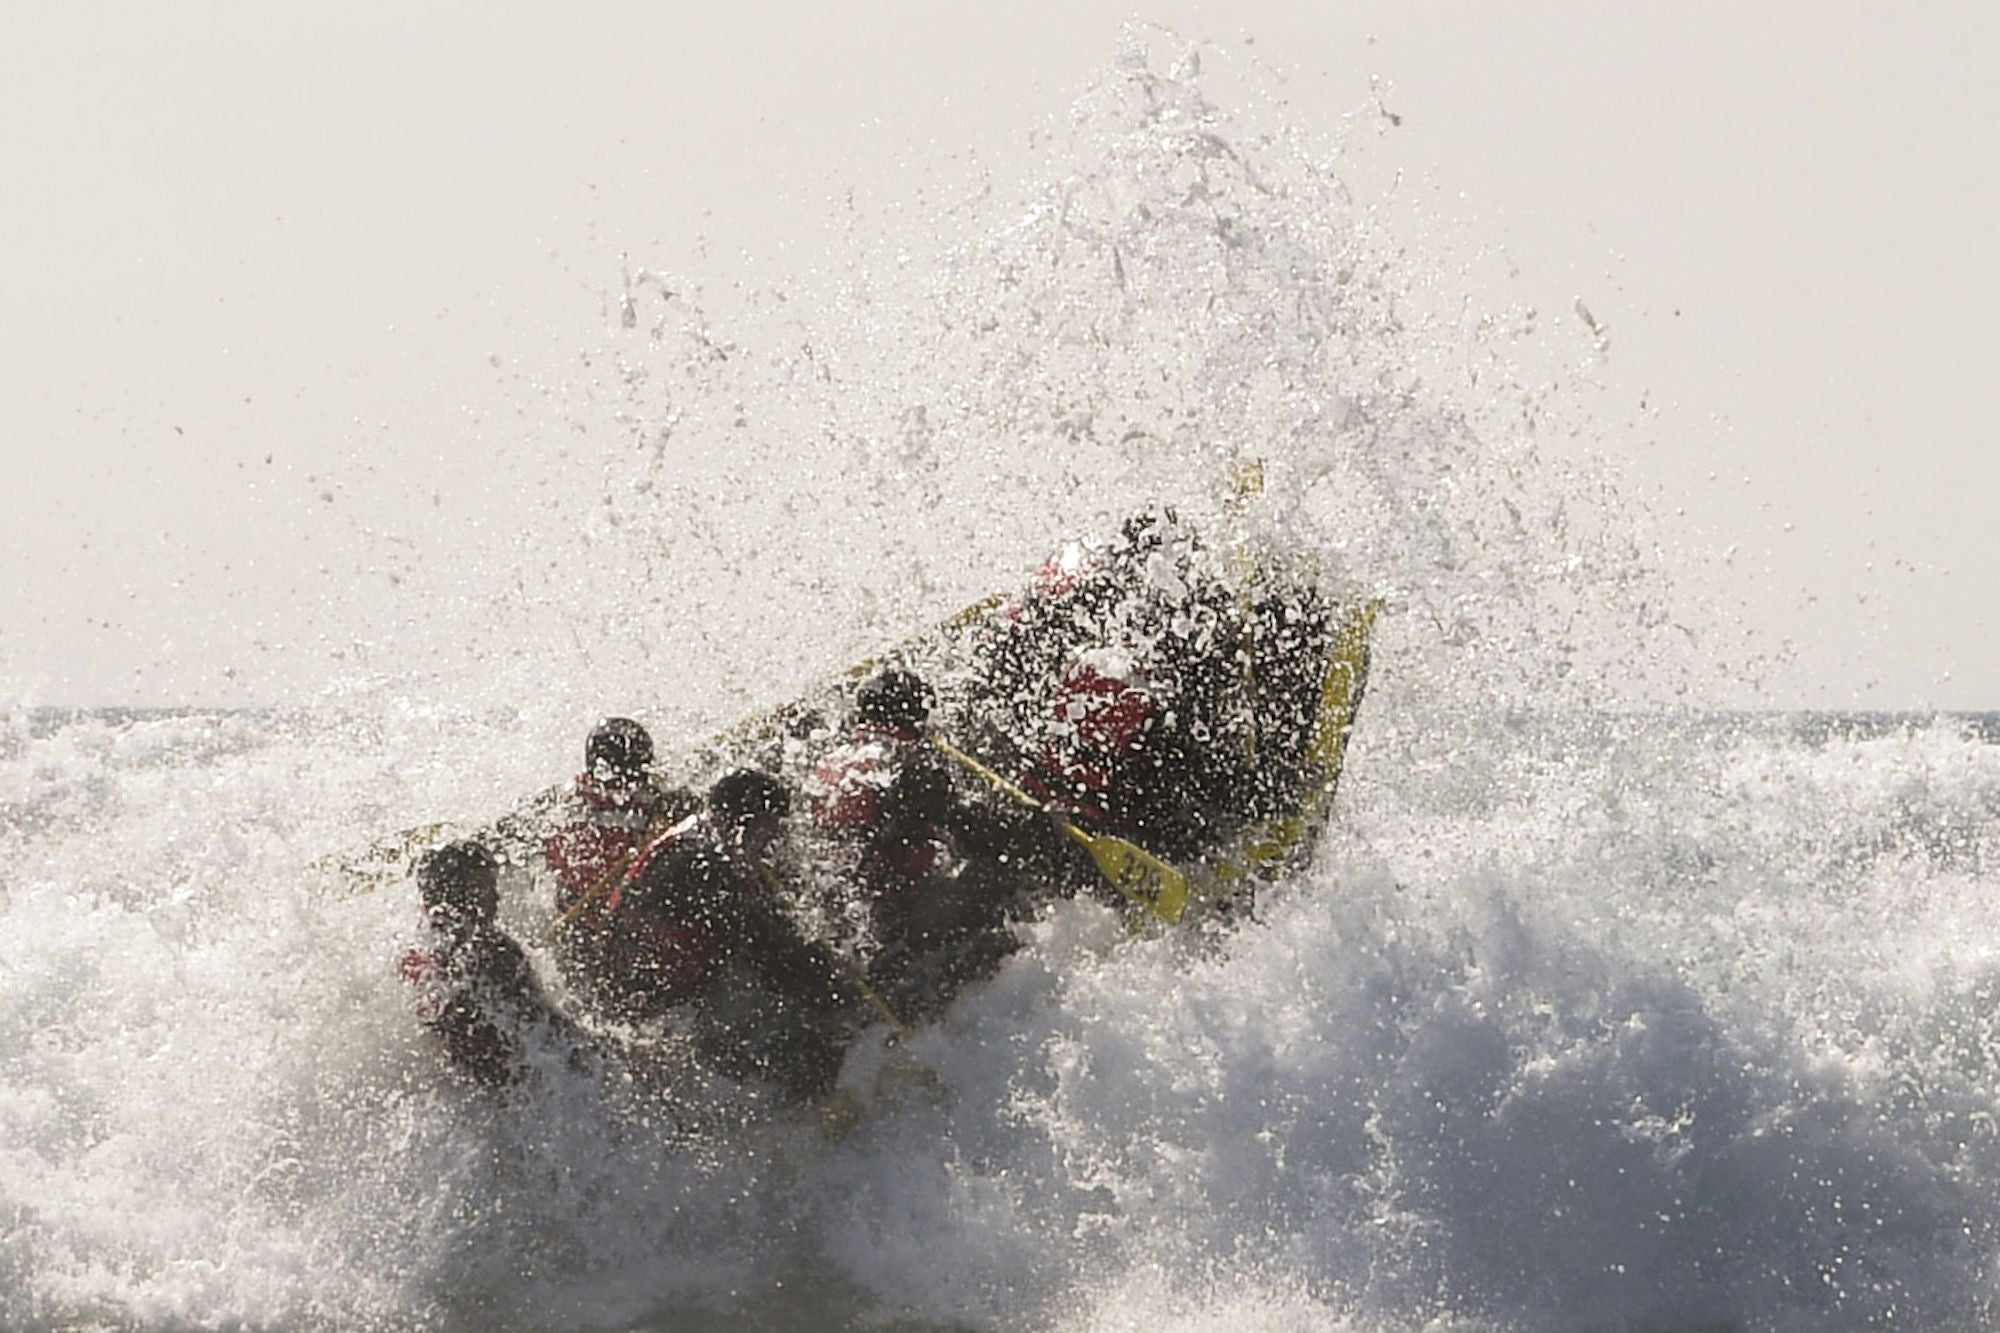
[8,35,1993,1333]
[7,705,2000,1331]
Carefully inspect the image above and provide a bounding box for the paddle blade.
[1065,822,1190,924]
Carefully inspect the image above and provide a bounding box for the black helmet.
[416,840,499,923]
[708,768,790,829]
[854,668,934,732]
[586,717,654,782]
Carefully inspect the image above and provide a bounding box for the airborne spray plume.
[495,30,1692,745]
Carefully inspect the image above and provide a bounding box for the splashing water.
[7,35,1998,1333]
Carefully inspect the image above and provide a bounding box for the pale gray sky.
[4,3,1995,710]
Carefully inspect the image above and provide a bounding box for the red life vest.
[398,906,463,1025]
[1052,652,1156,752]
[1028,650,1160,818]
[398,942,448,1024]
[988,540,1106,641]
[543,773,658,914]
[807,724,923,833]
[807,724,946,878]
[1025,540,1101,602]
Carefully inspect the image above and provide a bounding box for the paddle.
[537,809,699,945]
[928,734,1190,925]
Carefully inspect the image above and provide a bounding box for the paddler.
[568,768,862,1105]
[542,716,698,980]
[974,508,1253,862]
[399,840,581,1090]
[807,667,1027,1021]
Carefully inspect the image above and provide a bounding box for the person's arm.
[437,929,571,1088]
[431,987,525,1088]
[734,888,852,1015]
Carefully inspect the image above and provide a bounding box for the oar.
[537,811,700,945]
[845,969,911,1037]
[929,734,1190,925]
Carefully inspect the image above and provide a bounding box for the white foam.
[7,34,1996,1333]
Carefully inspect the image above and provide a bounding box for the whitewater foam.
[6,708,2000,1329]
[7,33,1996,1333]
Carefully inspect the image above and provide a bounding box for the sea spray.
[484,28,1685,740]
[6,33,1995,1333]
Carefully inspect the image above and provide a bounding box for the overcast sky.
[4,3,1995,710]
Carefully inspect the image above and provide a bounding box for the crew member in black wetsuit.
[399,840,579,1090]
[809,668,1027,1021]
[606,769,862,1104]
[973,508,1253,863]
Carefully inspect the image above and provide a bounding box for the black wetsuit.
[810,724,1028,1022]
[975,538,1253,862]
[861,750,1028,1021]
[622,824,859,1104]
[409,920,575,1090]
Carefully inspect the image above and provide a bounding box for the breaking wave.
[5,33,1992,1333]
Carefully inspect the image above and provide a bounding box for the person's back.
[588,811,761,1017]
[557,867,709,1025]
